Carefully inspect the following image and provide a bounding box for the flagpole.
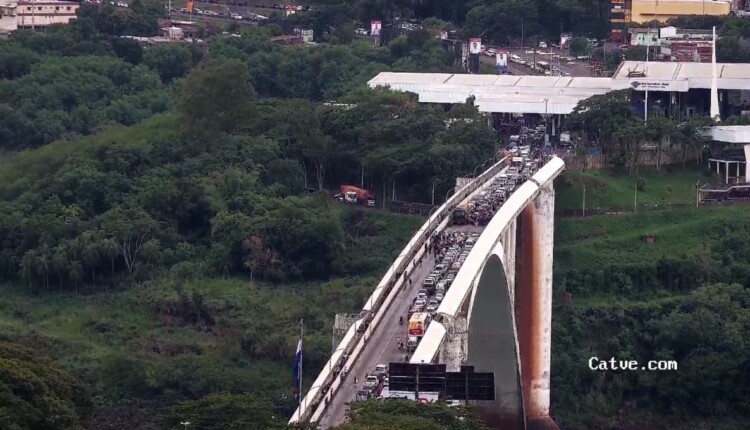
[298,318,303,420]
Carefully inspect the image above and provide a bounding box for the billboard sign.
[560,32,573,47]
[469,38,481,54]
[371,20,382,36]
[286,6,295,16]
[417,392,440,403]
[186,0,194,13]
[628,79,689,92]
[496,50,508,67]
[440,30,448,40]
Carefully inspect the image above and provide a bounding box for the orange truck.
[337,185,376,207]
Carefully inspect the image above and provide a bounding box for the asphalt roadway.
[479,47,594,77]
[320,224,485,428]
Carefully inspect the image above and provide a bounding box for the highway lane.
[511,48,593,77]
[320,224,484,428]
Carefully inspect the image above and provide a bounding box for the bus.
[408,312,431,338]
[536,61,550,74]
[451,202,469,225]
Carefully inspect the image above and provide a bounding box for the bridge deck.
[321,225,483,427]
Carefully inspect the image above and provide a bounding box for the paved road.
[478,46,593,77]
[511,48,593,77]
[479,55,536,76]
[320,224,485,428]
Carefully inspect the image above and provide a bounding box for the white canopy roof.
[368,62,750,114]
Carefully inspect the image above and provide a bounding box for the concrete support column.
[516,183,556,430]
[440,315,468,372]
[504,220,518,302]
[551,116,556,137]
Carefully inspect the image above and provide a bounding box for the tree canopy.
[0,341,93,430]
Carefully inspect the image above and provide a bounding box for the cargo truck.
[336,185,375,207]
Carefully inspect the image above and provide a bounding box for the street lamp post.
[180,422,191,430]
[521,18,524,48]
[633,184,638,213]
[445,186,456,204]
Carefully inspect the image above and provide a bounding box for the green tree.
[162,393,281,430]
[334,399,489,430]
[0,341,92,430]
[143,45,193,83]
[176,58,256,138]
[568,37,589,56]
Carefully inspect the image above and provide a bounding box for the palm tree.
[101,237,120,292]
[37,243,52,291]
[52,244,68,292]
[68,260,84,296]
[81,233,101,288]
[19,249,37,291]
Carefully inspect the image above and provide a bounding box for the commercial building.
[0,0,79,33]
[611,0,731,41]
[16,0,79,29]
[609,0,631,43]
[630,0,731,23]
[0,1,17,35]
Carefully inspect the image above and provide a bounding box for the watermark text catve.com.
[589,357,678,371]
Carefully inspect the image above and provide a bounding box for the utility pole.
[521,18,524,48]
[431,181,436,206]
[360,164,365,188]
[634,185,638,213]
[31,0,35,31]
[582,184,586,217]
[558,19,564,75]
[644,43,649,121]
[695,180,700,208]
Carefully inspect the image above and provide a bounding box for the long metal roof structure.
[367,61,750,115]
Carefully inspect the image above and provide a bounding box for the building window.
[55,6,59,10]
[66,6,71,10]
[27,6,31,10]
[37,6,42,10]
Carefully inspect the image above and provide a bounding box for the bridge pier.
[440,315,467,371]
[516,182,557,430]
[502,219,517,302]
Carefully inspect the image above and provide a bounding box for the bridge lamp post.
[473,163,485,178]
[180,422,190,430]
[445,186,456,204]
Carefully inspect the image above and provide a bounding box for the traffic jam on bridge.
[348,142,549,407]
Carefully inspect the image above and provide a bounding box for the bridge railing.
[289,155,511,425]
[410,157,565,367]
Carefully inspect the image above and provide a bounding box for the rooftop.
[368,73,612,115]
[612,61,750,90]
[368,61,750,114]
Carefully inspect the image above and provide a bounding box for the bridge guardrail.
[289,155,511,425]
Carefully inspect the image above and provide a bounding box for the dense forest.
[551,207,750,429]
[0,4,497,429]
[2,1,750,429]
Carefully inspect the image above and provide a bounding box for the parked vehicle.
[336,185,375,207]
[408,312,431,338]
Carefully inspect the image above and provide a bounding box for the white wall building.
[0,0,18,34]
[15,0,79,29]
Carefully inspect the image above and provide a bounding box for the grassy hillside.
[551,202,750,430]
[0,208,422,428]
[554,206,746,269]
[555,168,707,211]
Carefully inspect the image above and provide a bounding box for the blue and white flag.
[293,337,303,399]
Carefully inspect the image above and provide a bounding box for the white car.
[435,292,444,302]
[374,364,387,376]
[364,375,378,389]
